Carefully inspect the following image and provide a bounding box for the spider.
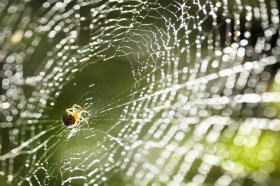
[62,104,90,128]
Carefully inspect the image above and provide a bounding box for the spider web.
[1,0,280,185]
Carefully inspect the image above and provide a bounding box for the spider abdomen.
[62,114,76,127]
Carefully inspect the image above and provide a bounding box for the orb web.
[0,0,280,185]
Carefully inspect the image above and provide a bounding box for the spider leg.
[66,106,75,113]
[80,116,90,127]
[74,104,82,110]
[84,118,90,127]
[77,110,90,127]
[72,105,78,112]
[65,109,73,114]
[66,105,78,115]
